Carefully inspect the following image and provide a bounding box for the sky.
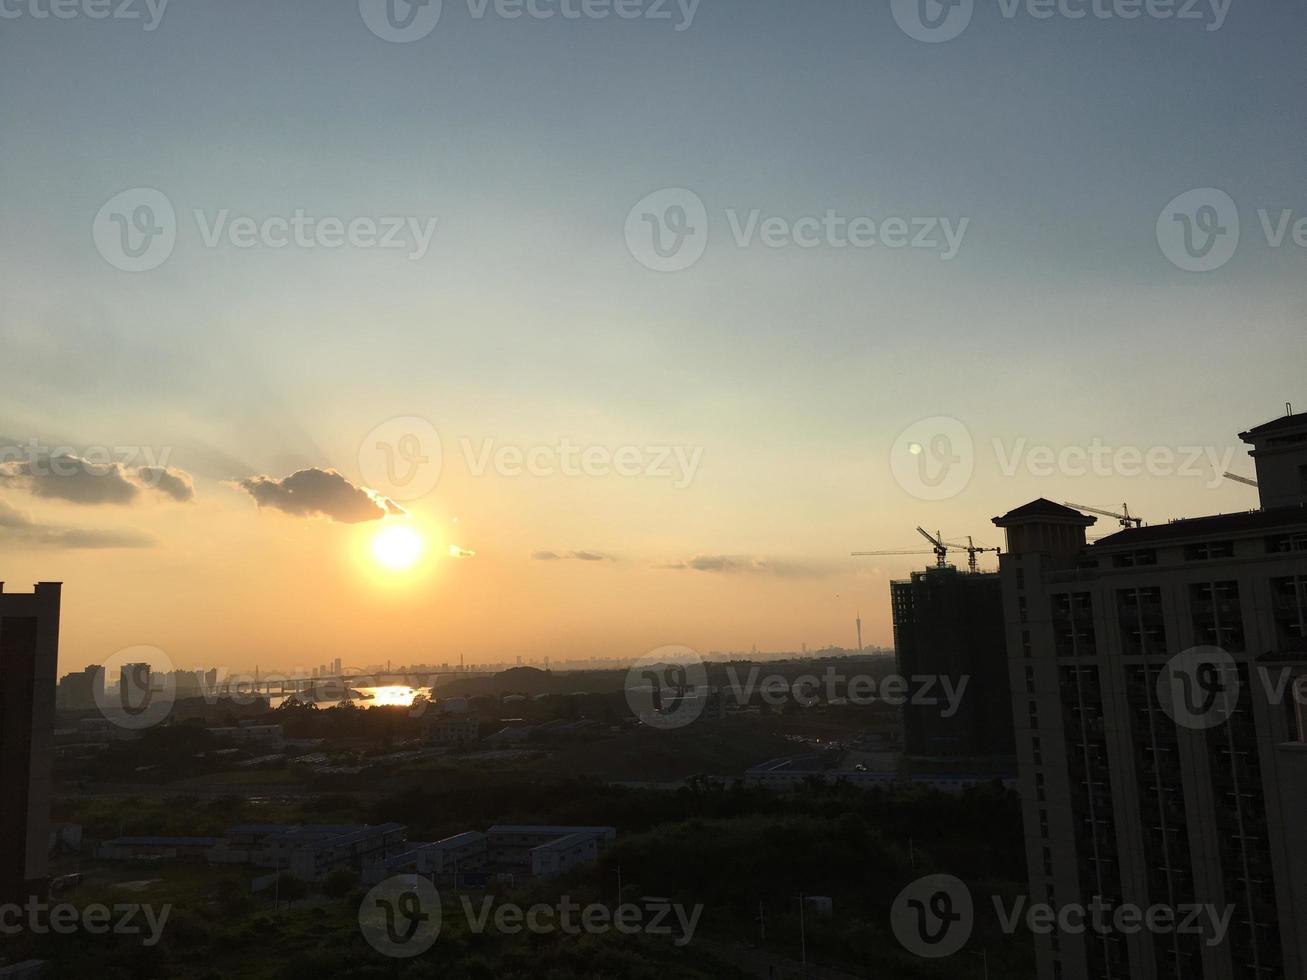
[1,0,1304,674]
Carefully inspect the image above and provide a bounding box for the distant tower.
[856,611,863,653]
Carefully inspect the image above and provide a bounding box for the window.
[1113,548,1158,568]
[1118,587,1167,655]
[1190,581,1246,651]
[1052,592,1096,656]
[1267,532,1307,554]
[1270,576,1307,652]
[1185,540,1234,561]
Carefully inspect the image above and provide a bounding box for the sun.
[371,523,424,572]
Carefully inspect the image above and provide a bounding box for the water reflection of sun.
[360,685,425,706]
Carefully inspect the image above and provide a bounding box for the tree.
[321,868,359,900]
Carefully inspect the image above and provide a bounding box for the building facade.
[993,412,1307,980]
[0,582,61,905]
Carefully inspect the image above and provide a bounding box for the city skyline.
[3,1,1305,673]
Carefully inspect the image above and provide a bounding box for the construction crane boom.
[915,528,950,568]
[850,550,935,556]
[1064,501,1144,529]
[1223,471,1259,488]
[941,535,1001,574]
[852,530,1000,574]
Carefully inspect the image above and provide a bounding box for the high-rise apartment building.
[993,412,1307,980]
[0,582,61,905]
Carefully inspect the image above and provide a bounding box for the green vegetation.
[27,780,1032,979]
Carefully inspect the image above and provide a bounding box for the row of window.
[1043,577,1307,657]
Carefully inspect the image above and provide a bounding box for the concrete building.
[487,825,616,872]
[55,664,104,711]
[363,831,489,884]
[97,836,222,862]
[993,411,1307,980]
[206,723,284,749]
[426,715,479,744]
[531,832,607,878]
[286,823,408,881]
[743,756,1015,794]
[891,565,1013,756]
[0,582,60,905]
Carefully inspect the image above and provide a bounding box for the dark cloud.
[0,455,140,505]
[136,466,195,502]
[235,468,404,524]
[0,453,197,505]
[532,550,562,561]
[0,498,154,550]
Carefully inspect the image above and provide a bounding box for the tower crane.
[1222,471,1259,488]
[941,535,1001,574]
[846,530,951,567]
[1064,501,1144,529]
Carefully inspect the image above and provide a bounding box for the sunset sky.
[2,0,1304,673]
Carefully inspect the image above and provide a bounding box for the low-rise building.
[97,836,222,862]
[487,825,616,870]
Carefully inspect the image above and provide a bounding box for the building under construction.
[890,564,1013,756]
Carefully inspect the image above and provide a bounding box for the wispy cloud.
[657,555,834,578]
[0,498,153,549]
[532,549,614,562]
